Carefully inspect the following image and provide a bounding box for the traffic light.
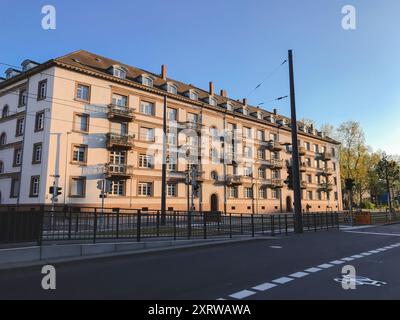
[49,186,62,195]
[284,169,294,190]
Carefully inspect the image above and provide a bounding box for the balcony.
[299,146,306,156]
[107,104,135,121]
[225,175,243,186]
[265,159,284,169]
[106,133,135,149]
[261,178,283,188]
[178,121,202,134]
[287,161,307,172]
[301,181,307,189]
[105,164,133,178]
[167,171,187,183]
[320,151,332,161]
[266,141,283,151]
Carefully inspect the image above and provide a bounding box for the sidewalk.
[0,235,273,271]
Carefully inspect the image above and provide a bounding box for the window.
[209,97,217,106]
[113,67,126,79]
[257,148,265,160]
[272,189,278,199]
[35,111,45,131]
[167,184,177,197]
[37,79,47,100]
[142,76,153,87]
[243,127,251,139]
[270,133,278,142]
[333,162,337,171]
[244,167,252,177]
[2,105,9,118]
[258,168,266,179]
[109,180,125,196]
[10,178,20,198]
[257,130,265,141]
[112,94,128,107]
[187,112,198,124]
[257,112,263,120]
[306,158,311,167]
[167,84,178,94]
[167,155,177,171]
[272,170,279,179]
[259,187,267,199]
[211,148,220,162]
[228,186,238,198]
[211,171,219,181]
[335,192,338,201]
[32,143,42,164]
[0,161,3,173]
[140,127,155,142]
[139,154,153,168]
[19,89,27,107]
[15,118,24,136]
[167,108,177,121]
[331,147,336,158]
[73,113,89,132]
[243,108,249,116]
[245,187,253,198]
[30,176,40,197]
[139,101,154,115]
[210,127,218,138]
[167,131,177,145]
[189,91,198,101]
[0,133,6,145]
[305,141,311,151]
[334,177,337,185]
[307,191,313,201]
[307,174,312,183]
[13,148,22,167]
[314,144,319,153]
[317,191,322,201]
[272,151,280,160]
[243,146,252,158]
[76,83,91,102]
[138,182,152,196]
[111,121,128,135]
[72,145,87,163]
[69,176,86,197]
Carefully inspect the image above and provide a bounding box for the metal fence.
[0,208,340,245]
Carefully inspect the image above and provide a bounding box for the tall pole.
[161,95,167,224]
[288,50,303,233]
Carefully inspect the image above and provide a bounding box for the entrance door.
[286,196,293,213]
[210,194,219,212]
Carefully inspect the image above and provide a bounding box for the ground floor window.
[70,176,86,197]
[109,180,125,196]
[259,187,267,199]
[244,187,253,198]
[228,186,238,198]
[29,176,40,197]
[138,182,152,196]
[167,184,177,197]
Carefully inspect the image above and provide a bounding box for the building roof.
[0,49,340,145]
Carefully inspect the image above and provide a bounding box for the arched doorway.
[210,194,219,212]
[286,196,293,213]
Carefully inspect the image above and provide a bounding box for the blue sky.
[1,0,399,154]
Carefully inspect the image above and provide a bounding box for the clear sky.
[1,0,399,154]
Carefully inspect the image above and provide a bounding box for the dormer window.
[243,108,249,116]
[189,91,198,101]
[226,103,233,111]
[167,83,177,94]
[209,97,217,106]
[112,66,127,79]
[5,68,20,79]
[141,75,153,87]
[257,111,263,120]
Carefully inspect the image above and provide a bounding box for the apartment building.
[0,50,342,213]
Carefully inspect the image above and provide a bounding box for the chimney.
[242,98,248,106]
[273,108,277,115]
[161,64,167,80]
[220,89,227,97]
[209,81,214,95]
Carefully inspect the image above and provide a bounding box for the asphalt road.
[1,224,400,300]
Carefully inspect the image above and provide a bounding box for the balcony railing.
[225,175,243,186]
[107,104,135,121]
[320,151,332,161]
[105,164,134,178]
[261,178,283,188]
[267,141,283,151]
[167,171,187,183]
[106,133,135,149]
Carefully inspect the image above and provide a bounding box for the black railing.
[0,208,340,246]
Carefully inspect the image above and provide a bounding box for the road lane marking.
[229,290,256,299]
[272,277,294,284]
[305,267,322,273]
[252,282,277,291]
[351,254,364,259]
[360,252,372,256]
[318,263,334,269]
[289,272,309,278]
[330,260,345,265]
[369,250,380,253]
[342,257,355,261]
[270,246,283,249]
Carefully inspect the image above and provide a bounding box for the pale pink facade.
[0,50,343,213]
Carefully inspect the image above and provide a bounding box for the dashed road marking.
[330,260,345,265]
[252,282,277,291]
[289,272,309,278]
[342,257,355,261]
[369,250,380,253]
[229,290,256,299]
[270,246,283,249]
[318,263,334,269]
[272,277,294,284]
[343,231,400,237]
[351,254,364,259]
[305,267,322,273]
